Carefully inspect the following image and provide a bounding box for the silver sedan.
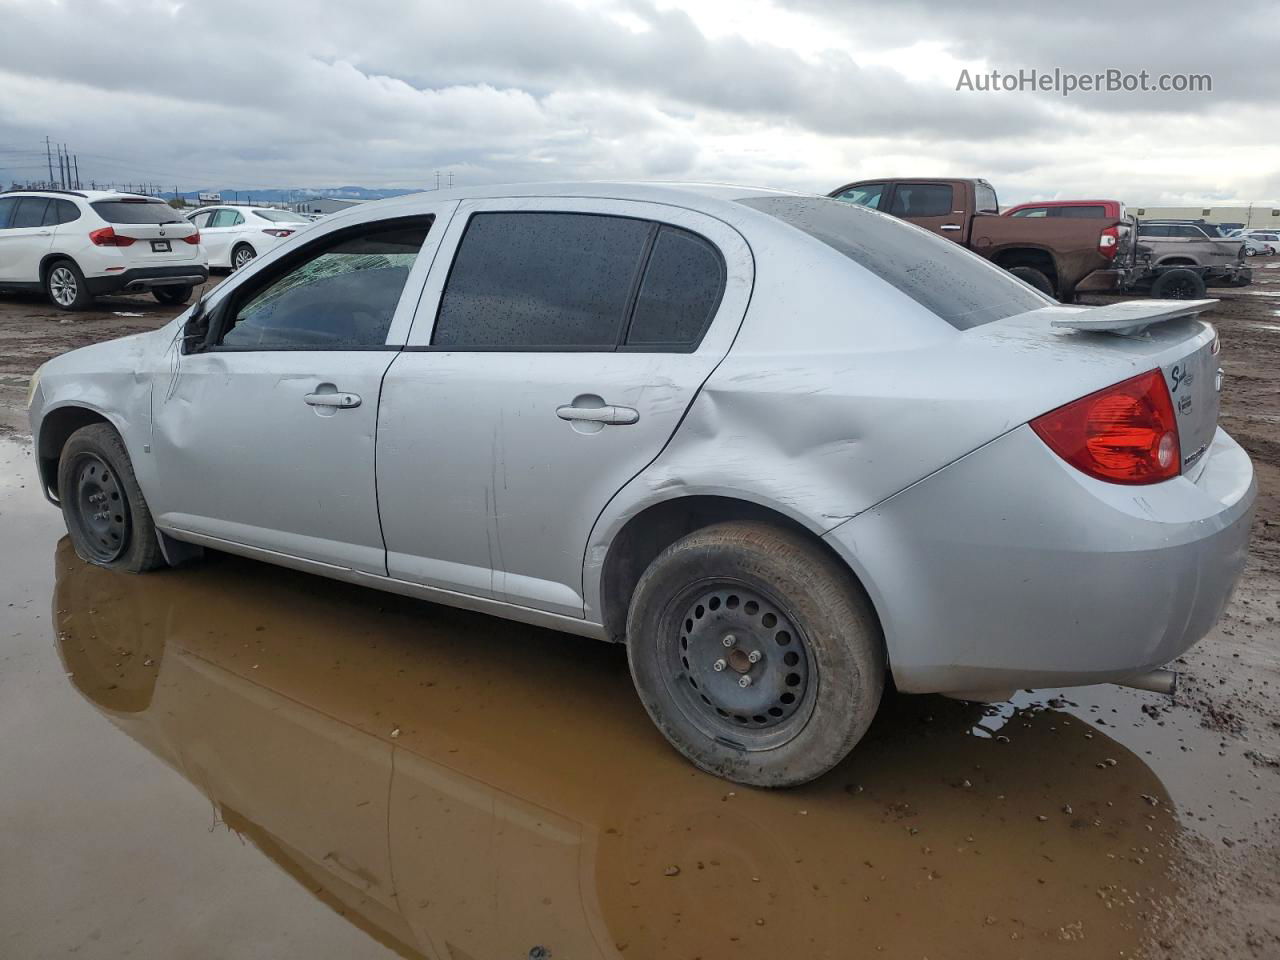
[27,182,1255,786]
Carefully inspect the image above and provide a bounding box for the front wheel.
[57,423,164,572]
[231,244,256,270]
[45,259,94,311]
[153,284,193,305]
[626,521,884,787]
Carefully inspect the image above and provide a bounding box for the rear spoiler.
[1024,299,1218,336]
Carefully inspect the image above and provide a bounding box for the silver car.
[27,183,1255,786]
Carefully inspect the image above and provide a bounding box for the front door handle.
[556,403,639,425]
[304,391,361,409]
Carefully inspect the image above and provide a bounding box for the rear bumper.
[1074,267,1126,293]
[85,265,208,295]
[823,424,1255,695]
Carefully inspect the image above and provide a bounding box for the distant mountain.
[159,186,423,204]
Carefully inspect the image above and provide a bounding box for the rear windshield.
[255,209,308,223]
[90,200,188,225]
[739,196,1048,330]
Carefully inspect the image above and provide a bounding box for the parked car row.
[0,189,314,310]
[829,178,1264,301]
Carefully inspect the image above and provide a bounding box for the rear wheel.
[153,284,193,305]
[1007,265,1055,298]
[626,521,884,787]
[45,259,94,311]
[231,243,256,270]
[57,423,164,573]
[1151,268,1206,300]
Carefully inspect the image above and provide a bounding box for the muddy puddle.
[0,436,1269,958]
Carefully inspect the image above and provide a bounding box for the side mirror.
[181,298,210,355]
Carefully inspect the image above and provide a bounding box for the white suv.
[184,205,311,270]
[0,189,208,310]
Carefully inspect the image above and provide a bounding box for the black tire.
[44,259,94,312]
[1151,268,1206,300]
[153,284,193,305]
[1007,265,1055,298]
[626,521,884,787]
[57,423,164,573]
[231,243,256,270]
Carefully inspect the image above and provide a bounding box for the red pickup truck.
[828,178,1131,301]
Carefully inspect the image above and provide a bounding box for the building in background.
[292,197,368,216]
[1126,204,1280,229]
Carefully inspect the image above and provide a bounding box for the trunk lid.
[90,198,200,264]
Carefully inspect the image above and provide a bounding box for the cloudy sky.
[0,0,1276,205]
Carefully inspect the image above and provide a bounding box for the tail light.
[262,228,295,238]
[1031,369,1180,484]
[89,226,136,247]
[183,231,201,245]
[1098,225,1119,261]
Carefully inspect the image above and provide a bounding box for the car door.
[150,207,453,573]
[0,197,57,282]
[886,181,964,240]
[200,208,239,266]
[377,198,753,616]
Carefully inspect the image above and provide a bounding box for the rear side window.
[433,212,652,349]
[91,200,186,225]
[47,199,80,225]
[12,197,50,228]
[889,183,953,218]
[216,220,431,350]
[739,196,1047,331]
[1057,205,1108,218]
[625,226,724,348]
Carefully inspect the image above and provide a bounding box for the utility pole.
[447,171,454,188]
[45,136,54,186]
[73,155,80,189]
[434,170,440,190]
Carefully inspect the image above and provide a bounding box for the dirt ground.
[0,265,1278,959]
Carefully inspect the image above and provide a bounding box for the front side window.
[90,200,186,225]
[625,226,724,348]
[0,197,19,229]
[433,212,652,349]
[12,197,50,228]
[889,183,954,218]
[832,183,885,209]
[215,219,431,350]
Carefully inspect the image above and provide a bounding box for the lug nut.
[738,675,753,688]
[722,634,737,648]
[712,658,726,672]
[747,650,762,664]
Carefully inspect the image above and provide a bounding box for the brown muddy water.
[0,435,1272,960]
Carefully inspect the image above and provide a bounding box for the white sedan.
[185,205,311,270]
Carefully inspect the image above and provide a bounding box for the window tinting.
[90,200,186,225]
[1139,224,1170,238]
[739,196,1047,331]
[833,183,885,209]
[1057,205,1108,218]
[974,182,999,214]
[51,199,80,225]
[0,197,18,229]
[13,197,50,228]
[889,183,953,218]
[626,226,724,347]
[1010,207,1049,218]
[433,212,652,349]
[217,220,430,350]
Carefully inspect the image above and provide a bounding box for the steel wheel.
[49,266,79,307]
[67,452,130,563]
[660,578,816,751]
[232,246,255,270]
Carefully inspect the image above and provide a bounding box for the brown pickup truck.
[828,178,1131,301]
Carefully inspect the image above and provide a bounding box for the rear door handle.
[940,224,961,232]
[305,391,361,409]
[556,403,639,425]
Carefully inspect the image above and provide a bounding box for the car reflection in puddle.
[53,539,1181,960]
